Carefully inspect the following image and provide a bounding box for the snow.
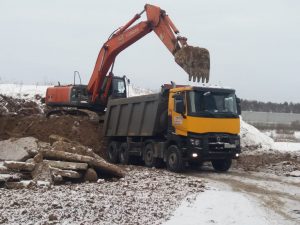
[240,119,274,150]
[273,142,300,152]
[0,83,48,100]
[164,188,288,225]
[0,83,152,99]
[166,191,271,225]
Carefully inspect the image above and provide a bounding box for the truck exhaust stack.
[175,46,210,83]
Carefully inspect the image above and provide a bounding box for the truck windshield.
[188,90,238,118]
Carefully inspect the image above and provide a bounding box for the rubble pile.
[0,94,42,116]
[0,136,124,189]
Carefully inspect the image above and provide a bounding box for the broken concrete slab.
[50,167,81,179]
[0,137,39,161]
[44,160,88,171]
[4,161,35,171]
[31,162,53,184]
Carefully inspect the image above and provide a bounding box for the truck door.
[170,92,188,136]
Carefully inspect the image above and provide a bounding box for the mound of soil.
[0,94,42,116]
[0,115,106,157]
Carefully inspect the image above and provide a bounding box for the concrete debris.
[288,170,300,177]
[4,161,35,171]
[0,137,39,161]
[0,135,124,189]
[31,162,53,184]
[175,46,210,82]
[44,160,88,171]
[50,167,81,179]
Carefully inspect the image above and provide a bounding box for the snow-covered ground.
[165,170,300,225]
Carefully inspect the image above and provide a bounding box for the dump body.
[104,93,168,137]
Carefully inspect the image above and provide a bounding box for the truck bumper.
[183,133,241,161]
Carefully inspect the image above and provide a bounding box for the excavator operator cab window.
[111,77,127,99]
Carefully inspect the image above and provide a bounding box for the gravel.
[0,166,205,225]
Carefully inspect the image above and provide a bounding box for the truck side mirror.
[236,97,241,115]
[174,94,185,114]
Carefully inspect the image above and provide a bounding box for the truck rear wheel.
[119,143,130,165]
[144,143,163,168]
[107,141,119,164]
[166,145,184,172]
[211,158,232,172]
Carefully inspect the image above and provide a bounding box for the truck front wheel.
[119,143,130,165]
[107,141,119,164]
[211,158,232,172]
[166,145,184,172]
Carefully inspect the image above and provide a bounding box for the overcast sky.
[0,0,299,102]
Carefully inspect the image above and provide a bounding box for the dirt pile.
[0,94,42,116]
[235,149,300,175]
[0,115,106,156]
[175,46,210,82]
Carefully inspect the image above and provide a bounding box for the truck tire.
[144,143,163,168]
[107,141,119,164]
[166,145,184,172]
[211,158,232,172]
[119,143,130,165]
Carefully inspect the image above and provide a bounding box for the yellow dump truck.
[103,85,241,172]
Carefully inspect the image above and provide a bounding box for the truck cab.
[167,86,241,171]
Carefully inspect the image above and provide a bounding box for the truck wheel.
[211,158,232,172]
[107,141,119,164]
[144,143,163,168]
[119,143,130,165]
[166,145,184,172]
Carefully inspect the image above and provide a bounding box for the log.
[89,158,124,178]
[50,167,81,179]
[41,149,93,163]
[41,150,124,177]
[44,160,88,170]
[4,161,35,171]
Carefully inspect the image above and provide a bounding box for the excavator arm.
[87,4,209,104]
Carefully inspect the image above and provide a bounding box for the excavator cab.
[110,76,127,99]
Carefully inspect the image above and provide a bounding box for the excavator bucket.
[174,46,210,82]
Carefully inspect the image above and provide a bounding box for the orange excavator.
[45,4,210,114]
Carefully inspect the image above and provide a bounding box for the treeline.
[241,99,300,113]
